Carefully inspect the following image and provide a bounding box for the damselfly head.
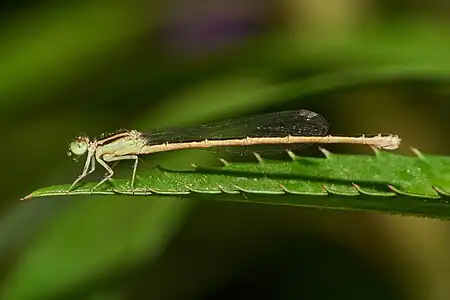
[68,136,90,158]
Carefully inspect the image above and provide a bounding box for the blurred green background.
[1,0,450,299]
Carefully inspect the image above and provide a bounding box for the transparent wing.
[142,110,329,155]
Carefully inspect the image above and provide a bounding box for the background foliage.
[1,1,450,299]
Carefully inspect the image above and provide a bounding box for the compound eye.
[69,137,89,156]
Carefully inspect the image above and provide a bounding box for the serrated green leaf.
[24,150,450,219]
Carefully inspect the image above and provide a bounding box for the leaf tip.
[352,183,362,193]
[218,185,231,194]
[286,150,297,161]
[20,193,33,201]
[184,185,195,193]
[318,147,333,158]
[433,186,449,197]
[279,184,288,193]
[218,158,230,166]
[387,184,398,194]
[387,184,413,197]
[253,152,264,164]
[411,148,425,159]
[370,145,381,155]
[320,184,330,194]
[232,184,245,194]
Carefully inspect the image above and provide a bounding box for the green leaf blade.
[24,151,450,219]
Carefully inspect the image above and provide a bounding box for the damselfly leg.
[93,154,139,191]
[69,152,96,191]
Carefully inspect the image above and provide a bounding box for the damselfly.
[67,110,401,191]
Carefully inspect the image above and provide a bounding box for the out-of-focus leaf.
[0,2,146,109]
[265,21,450,68]
[0,197,191,300]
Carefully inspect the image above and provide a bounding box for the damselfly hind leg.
[131,156,139,191]
[93,155,139,192]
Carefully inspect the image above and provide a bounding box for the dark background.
[1,1,450,299]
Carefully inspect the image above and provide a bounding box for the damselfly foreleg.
[69,152,96,191]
